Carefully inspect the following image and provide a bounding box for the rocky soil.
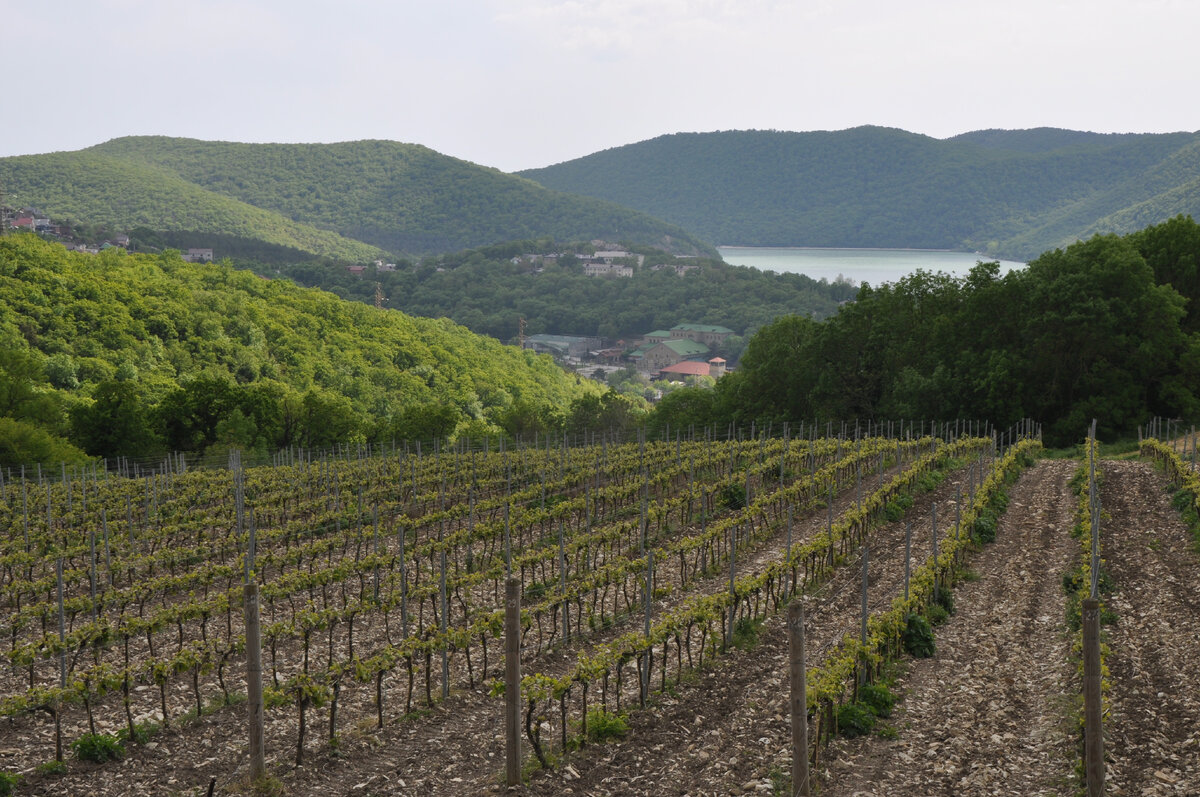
[1099,460,1200,795]
[11,454,1200,796]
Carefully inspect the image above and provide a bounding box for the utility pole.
[518,317,527,348]
[374,281,384,309]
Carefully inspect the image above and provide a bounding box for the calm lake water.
[718,246,1026,286]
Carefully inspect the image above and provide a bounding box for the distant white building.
[183,248,214,262]
[583,261,634,278]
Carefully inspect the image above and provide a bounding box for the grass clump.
[72,732,124,763]
[730,616,763,650]
[0,772,19,796]
[585,708,628,743]
[883,493,914,522]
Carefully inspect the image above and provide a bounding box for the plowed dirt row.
[820,459,1078,796]
[1099,460,1200,795]
[506,461,990,796]
[16,452,979,796]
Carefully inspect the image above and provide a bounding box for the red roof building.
[659,360,714,381]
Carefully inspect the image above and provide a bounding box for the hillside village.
[2,207,739,390]
[524,322,733,385]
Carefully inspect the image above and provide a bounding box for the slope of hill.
[0,151,383,261]
[0,234,596,464]
[1,137,714,257]
[518,127,1200,259]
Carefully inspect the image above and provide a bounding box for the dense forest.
[255,239,858,344]
[647,216,1200,446]
[0,235,602,467]
[5,208,1200,467]
[0,152,381,261]
[0,138,713,258]
[519,127,1200,260]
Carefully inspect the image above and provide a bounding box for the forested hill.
[518,126,1200,260]
[0,234,597,466]
[0,137,713,258]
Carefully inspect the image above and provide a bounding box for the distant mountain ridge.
[0,137,714,258]
[518,126,1200,259]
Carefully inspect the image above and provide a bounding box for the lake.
[717,246,1026,286]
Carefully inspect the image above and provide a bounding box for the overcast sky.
[3,0,1197,172]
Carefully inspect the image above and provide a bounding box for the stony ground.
[12,454,1200,796]
[819,459,1079,796]
[1099,460,1200,796]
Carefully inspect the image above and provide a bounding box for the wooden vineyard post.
[55,557,65,762]
[903,521,912,601]
[788,601,810,796]
[930,503,939,601]
[505,576,522,787]
[1082,597,1104,797]
[245,580,266,782]
[860,542,869,647]
[728,524,737,650]
[242,467,265,784]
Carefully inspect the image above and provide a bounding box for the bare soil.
[1098,460,1200,795]
[819,459,1079,796]
[14,455,1200,797]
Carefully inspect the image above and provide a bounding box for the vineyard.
[4,421,1198,796]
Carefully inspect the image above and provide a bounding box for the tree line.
[646,216,1200,447]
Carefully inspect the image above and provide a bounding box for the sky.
[3,0,1198,172]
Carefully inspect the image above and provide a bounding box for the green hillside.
[0,234,597,465]
[272,239,858,345]
[81,137,712,255]
[0,151,382,261]
[518,127,1200,260]
[0,137,712,259]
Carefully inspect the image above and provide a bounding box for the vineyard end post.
[505,576,522,787]
[244,581,266,782]
[788,600,810,796]
[1082,597,1104,797]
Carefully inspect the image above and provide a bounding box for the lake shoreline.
[717,245,1026,286]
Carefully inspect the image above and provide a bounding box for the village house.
[182,248,214,262]
[657,357,727,383]
[670,323,734,348]
[583,261,633,278]
[651,263,700,276]
[523,333,603,359]
[641,330,673,346]
[638,337,710,372]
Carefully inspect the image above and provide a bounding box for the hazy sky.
[3,0,1197,172]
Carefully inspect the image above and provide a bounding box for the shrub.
[972,512,997,543]
[0,772,19,796]
[719,483,746,510]
[585,708,628,743]
[902,612,935,658]
[857,683,896,718]
[884,493,914,522]
[836,702,876,738]
[72,732,124,763]
[933,586,955,615]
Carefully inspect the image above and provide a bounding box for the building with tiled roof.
[640,338,710,372]
[670,324,734,347]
